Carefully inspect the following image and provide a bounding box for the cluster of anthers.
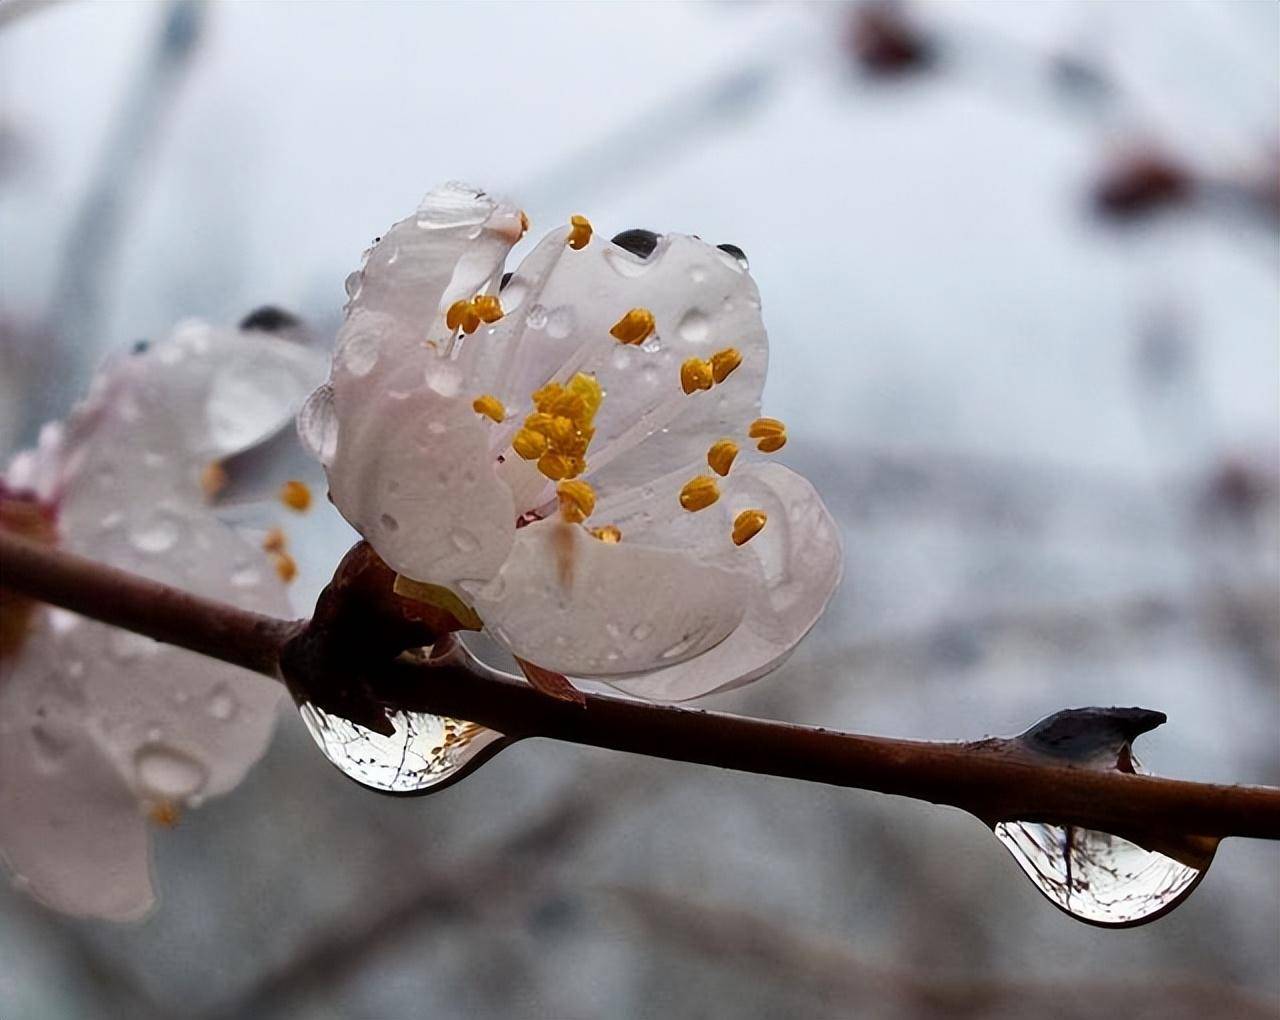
[461,215,789,553]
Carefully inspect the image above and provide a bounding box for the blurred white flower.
[0,320,325,921]
[304,183,842,700]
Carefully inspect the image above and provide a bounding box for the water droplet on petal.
[450,529,479,553]
[546,306,574,340]
[631,622,654,641]
[526,305,549,330]
[207,684,237,721]
[677,309,710,344]
[128,514,180,554]
[344,270,364,300]
[994,822,1212,927]
[134,743,209,801]
[414,182,495,231]
[297,384,340,467]
[298,704,508,794]
[109,629,157,661]
[339,329,379,377]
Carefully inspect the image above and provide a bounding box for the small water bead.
[526,304,549,330]
[546,306,575,340]
[344,271,364,300]
[414,182,494,231]
[631,622,654,641]
[297,384,340,467]
[298,703,508,794]
[129,515,180,554]
[610,229,661,259]
[340,330,380,377]
[677,309,711,344]
[133,743,209,801]
[716,243,749,271]
[451,529,480,553]
[231,564,261,588]
[206,684,237,721]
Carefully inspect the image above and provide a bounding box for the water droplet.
[110,629,156,660]
[297,384,340,467]
[604,246,657,279]
[611,228,661,258]
[128,515,180,554]
[716,243,749,270]
[546,306,575,340]
[677,309,710,344]
[47,609,79,635]
[690,266,708,284]
[298,703,508,794]
[994,822,1212,927]
[451,529,479,553]
[631,622,654,641]
[380,513,399,532]
[339,329,379,377]
[100,511,124,530]
[231,564,261,587]
[612,347,633,371]
[344,270,364,300]
[414,182,495,231]
[133,744,209,801]
[526,305,549,330]
[207,684,237,721]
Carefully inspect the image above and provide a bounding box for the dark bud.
[1093,151,1193,220]
[847,2,933,77]
[717,243,749,270]
[239,305,301,333]
[611,228,661,259]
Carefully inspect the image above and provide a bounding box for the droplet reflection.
[298,703,508,795]
[994,821,1211,927]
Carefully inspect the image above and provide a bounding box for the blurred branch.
[609,885,1280,1019]
[3,529,1278,842]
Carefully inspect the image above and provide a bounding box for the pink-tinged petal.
[325,377,516,587]
[465,519,751,677]
[469,231,767,497]
[608,463,842,700]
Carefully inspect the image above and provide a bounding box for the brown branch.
[2,529,1278,843]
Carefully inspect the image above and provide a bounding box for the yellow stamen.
[589,524,622,544]
[732,509,768,546]
[519,210,530,236]
[610,307,656,345]
[557,479,596,523]
[748,416,787,453]
[472,394,506,423]
[711,347,743,384]
[446,299,471,331]
[538,452,575,481]
[679,475,720,512]
[680,358,714,395]
[261,527,287,554]
[473,294,504,323]
[270,550,298,583]
[148,800,181,828]
[567,214,593,250]
[460,305,482,335]
[200,461,228,501]
[512,427,548,460]
[707,439,739,477]
[279,480,311,512]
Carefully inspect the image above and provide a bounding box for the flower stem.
[2,528,1277,841]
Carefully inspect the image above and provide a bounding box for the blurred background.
[1,1,1277,1017]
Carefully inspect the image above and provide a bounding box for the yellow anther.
[460,304,482,335]
[680,358,714,395]
[567,214,593,251]
[566,372,603,416]
[472,394,506,423]
[748,416,787,453]
[679,475,720,512]
[261,526,287,554]
[589,524,622,544]
[707,439,739,477]
[610,307,656,345]
[270,550,299,583]
[711,347,743,384]
[148,800,181,828]
[519,210,530,236]
[445,299,471,331]
[279,480,312,512]
[732,509,768,546]
[200,461,228,501]
[547,415,576,445]
[512,427,548,460]
[557,479,596,523]
[538,452,575,481]
[473,294,504,323]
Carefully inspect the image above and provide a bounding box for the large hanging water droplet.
[133,743,209,801]
[298,703,508,794]
[990,706,1217,927]
[414,181,495,231]
[994,822,1212,927]
[677,309,711,344]
[297,383,339,467]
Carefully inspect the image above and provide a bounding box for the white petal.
[466,519,752,676]
[468,230,767,498]
[608,463,843,700]
[326,378,515,586]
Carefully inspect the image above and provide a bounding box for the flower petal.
[465,519,751,677]
[608,463,843,700]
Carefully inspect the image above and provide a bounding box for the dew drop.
[133,744,209,801]
[128,515,180,554]
[450,529,479,553]
[207,684,237,721]
[630,622,654,641]
[339,330,379,377]
[414,182,495,231]
[526,304,549,330]
[994,822,1212,927]
[110,629,157,661]
[231,564,261,588]
[677,309,711,344]
[603,246,657,278]
[297,384,340,467]
[298,704,508,794]
[344,270,364,300]
[546,306,575,340]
